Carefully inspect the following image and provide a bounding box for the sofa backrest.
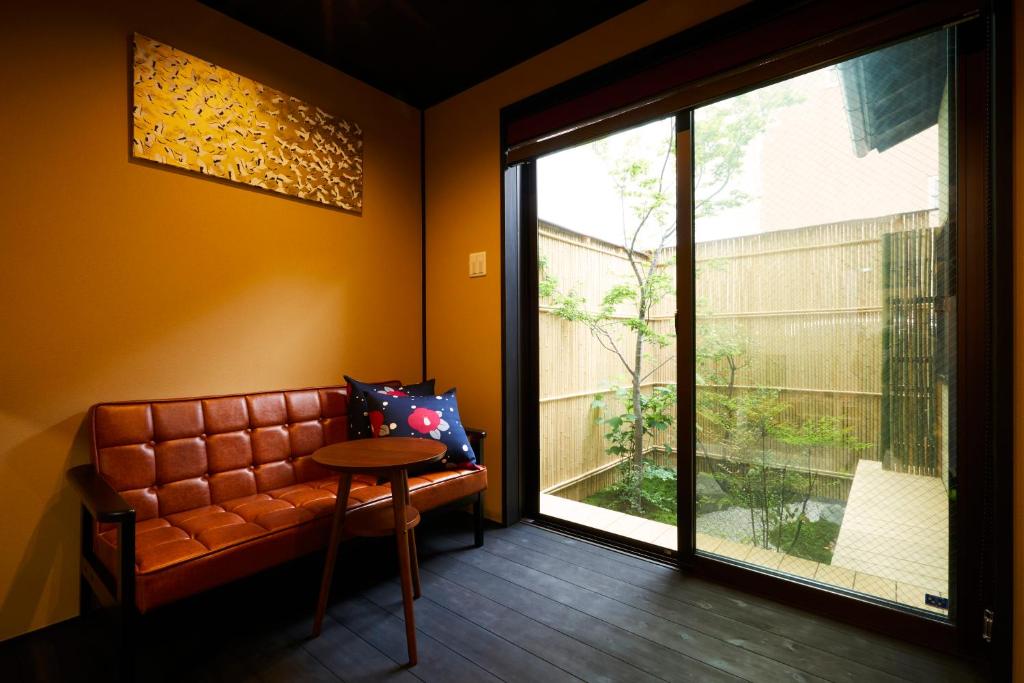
[91,386,353,522]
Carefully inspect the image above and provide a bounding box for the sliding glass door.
[509,1,1006,661]
[535,117,680,552]
[689,28,955,617]
[529,26,960,617]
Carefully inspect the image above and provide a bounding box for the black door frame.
[498,0,1011,670]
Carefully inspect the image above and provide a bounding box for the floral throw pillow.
[364,389,478,470]
[344,375,435,440]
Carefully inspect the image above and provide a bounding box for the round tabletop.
[312,437,446,471]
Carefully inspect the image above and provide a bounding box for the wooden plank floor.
[0,512,987,682]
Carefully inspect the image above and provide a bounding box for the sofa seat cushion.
[137,538,209,573]
[318,477,392,506]
[266,483,336,514]
[409,467,488,510]
[220,494,294,523]
[96,495,320,575]
[134,519,206,573]
[165,506,246,536]
[410,469,479,488]
[94,465,487,583]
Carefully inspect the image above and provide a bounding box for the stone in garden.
[818,503,846,525]
[696,472,729,512]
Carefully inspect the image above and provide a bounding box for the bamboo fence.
[538,210,941,501]
[880,227,943,475]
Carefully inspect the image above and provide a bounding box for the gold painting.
[132,34,363,213]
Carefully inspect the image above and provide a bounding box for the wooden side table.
[310,437,446,666]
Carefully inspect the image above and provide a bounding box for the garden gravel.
[697,500,845,544]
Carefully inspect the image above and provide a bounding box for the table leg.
[390,469,417,665]
[313,471,352,638]
[409,529,421,599]
[399,471,422,599]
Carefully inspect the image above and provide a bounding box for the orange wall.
[0,1,422,640]
[424,0,747,522]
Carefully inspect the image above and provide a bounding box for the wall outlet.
[469,251,487,278]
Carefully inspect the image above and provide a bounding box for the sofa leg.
[473,493,484,548]
[117,601,136,683]
[79,574,93,615]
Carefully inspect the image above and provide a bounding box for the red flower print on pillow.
[363,390,477,468]
[368,410,384,438]
[407,406,450,440]
[343,376,437,440]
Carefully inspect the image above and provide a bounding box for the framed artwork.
[132,34,363,213]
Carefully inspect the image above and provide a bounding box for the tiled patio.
[540,493,679,548]
[831,459,949,594]
[540,481,948,616]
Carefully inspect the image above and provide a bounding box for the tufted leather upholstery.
[88,385,487,612]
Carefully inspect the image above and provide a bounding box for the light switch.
[469,251,487,278]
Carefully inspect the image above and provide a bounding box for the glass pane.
[692,29,954,616]
[536,117,678,550]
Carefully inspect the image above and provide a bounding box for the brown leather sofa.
[67,383,486,626]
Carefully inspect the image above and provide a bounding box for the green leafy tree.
[542,120,677,513]
[712,389,868,556]
[694,87,802,218]
[543,88,800,515]
[591,384,677,513]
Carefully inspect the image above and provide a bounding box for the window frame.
[499,0,1011,669]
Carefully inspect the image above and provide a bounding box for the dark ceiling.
[201,1,646,109]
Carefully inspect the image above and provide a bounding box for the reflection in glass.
[693,29,954,616]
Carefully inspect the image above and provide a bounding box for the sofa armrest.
[466,427,487,466]
[68,464,137,612]
[67,464,134,523]
[67,464,137,672]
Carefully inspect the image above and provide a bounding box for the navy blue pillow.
[344,375,435,440]
[364,389,478,469]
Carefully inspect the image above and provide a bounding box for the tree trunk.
[760,431,770,548]
[787,472,816,555]
[786,451,817,555]
[746,469,757,543]
[631,338,644,513]
[630,297,647,513]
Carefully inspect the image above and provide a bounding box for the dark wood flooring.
[0,513,988,682]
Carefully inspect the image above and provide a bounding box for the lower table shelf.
[346,504,421,537]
